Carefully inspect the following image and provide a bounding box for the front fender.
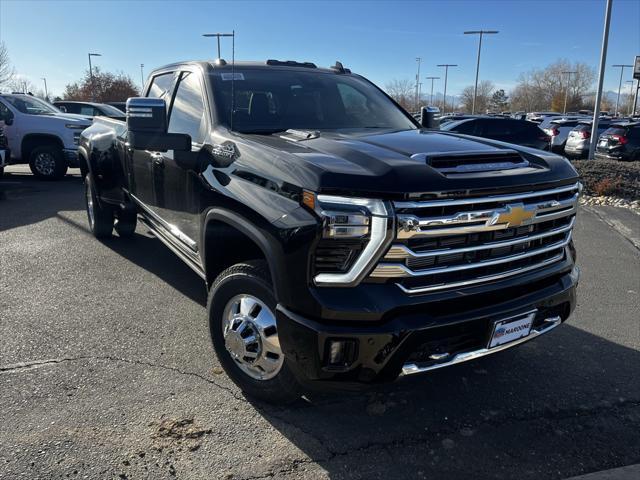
[202,207,291,303]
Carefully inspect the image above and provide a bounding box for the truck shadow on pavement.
[0,171,84,232]
[250,324,640,479]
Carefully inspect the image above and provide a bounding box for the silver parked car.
[564,119,613,158]
[543,118,590,153]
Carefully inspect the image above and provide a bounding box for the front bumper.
[277,265,579,388]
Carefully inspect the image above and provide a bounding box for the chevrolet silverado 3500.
[79,59,580,403]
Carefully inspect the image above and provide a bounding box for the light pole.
[625,80,634,115]
[415,57,422,111]
[425,76,440,106]
[562,71,576,114]
[88,52,102,101]
[41,77,48,101]
[202,33,234,59]
[613,64,633,116]
[464,30,498,114]
[588,0,612,160]
[140,64,145,91]
[437,64,457,115]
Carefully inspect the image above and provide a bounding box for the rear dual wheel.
[84,174,137,238]
[85,174,114,238]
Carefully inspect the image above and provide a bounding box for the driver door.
[129,71,177,214]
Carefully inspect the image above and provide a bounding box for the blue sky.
[1,0,638,98]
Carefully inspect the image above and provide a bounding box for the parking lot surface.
[1,166,639,480]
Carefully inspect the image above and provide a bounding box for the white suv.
[0,94,91,179]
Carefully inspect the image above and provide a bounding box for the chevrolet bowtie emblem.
[487,203,536,228]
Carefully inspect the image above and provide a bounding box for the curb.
[565,464,640,480]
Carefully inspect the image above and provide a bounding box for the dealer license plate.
[488,312,535,348]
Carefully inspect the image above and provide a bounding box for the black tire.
[84,174,114,239]
[114,208,137,238]
[29,145,68,180]
[208,260,301,404]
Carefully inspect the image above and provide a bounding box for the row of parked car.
[0,94,127,179]
[438,112,640,161]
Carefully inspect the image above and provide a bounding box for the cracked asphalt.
[1,166,639,480]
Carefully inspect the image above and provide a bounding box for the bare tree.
[384,79,414,111]
[7,76,36,94]
[510,59,595,112]
[459,80,494,113]
[0,41,15,89]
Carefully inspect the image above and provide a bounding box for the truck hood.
[234,128,578,198]
[50,112,93,123]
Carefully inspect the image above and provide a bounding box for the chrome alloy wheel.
[34,152,56,176]
[86,181,95,229]
[222,294,284,380]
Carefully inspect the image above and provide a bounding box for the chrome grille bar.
[370,233,571,278]
[397,193,578,239]
[370,181,580,294]
[385,217,575,260]
[394,182,580,210]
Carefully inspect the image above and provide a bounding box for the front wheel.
[29,145,68,180]
[208,260,301,404]
[84,174,114,238]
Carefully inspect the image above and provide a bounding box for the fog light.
[326,338,357,367]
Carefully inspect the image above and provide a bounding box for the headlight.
[65,124,87,129]
[303,192,394,287]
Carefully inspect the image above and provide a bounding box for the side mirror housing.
[420,106,440,129]
[126,97,191,152]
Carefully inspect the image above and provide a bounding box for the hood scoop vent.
[280,129,320,142]
[411,149,530,174]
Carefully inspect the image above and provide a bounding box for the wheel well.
[204,220,267,287]
[77,151,89,177]
[21,134,63,161]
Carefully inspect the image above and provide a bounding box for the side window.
[483,120,512,136]
[147,73,174,100]
[0,100,13,122]
[454,120,478,135]
[64,104,80,114]
[79,106,95,116]
[168,72,206,144]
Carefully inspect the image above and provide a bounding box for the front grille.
[369,182,579,294]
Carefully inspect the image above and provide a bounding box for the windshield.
[3,95,60,115]
[210,69,416,133]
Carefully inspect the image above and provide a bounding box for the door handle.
[150,152,164,167]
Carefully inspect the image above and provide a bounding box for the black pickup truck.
[79,59,580,403]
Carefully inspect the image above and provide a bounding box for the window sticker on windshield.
[221,73,245,81]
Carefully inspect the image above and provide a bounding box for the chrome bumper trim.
[400,315,562,376]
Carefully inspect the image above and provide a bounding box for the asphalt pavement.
[1,165,639,480]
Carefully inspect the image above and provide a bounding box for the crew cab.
[79,60,580,403]
[0,94,91,179]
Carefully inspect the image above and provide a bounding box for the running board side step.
[400,315,562,376]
